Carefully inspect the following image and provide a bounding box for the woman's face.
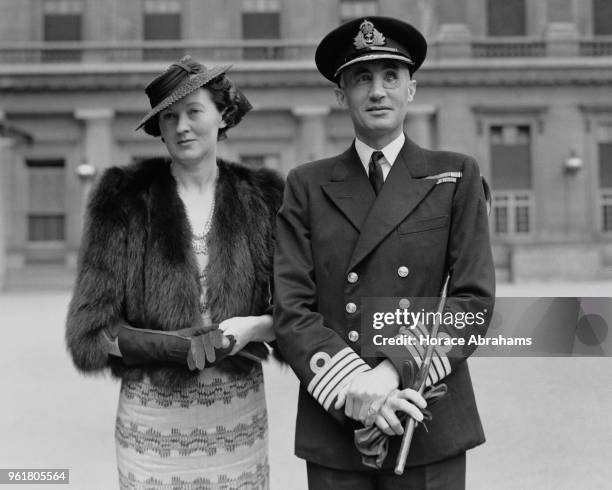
[158,88,226,167]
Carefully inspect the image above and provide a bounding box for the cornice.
[471,105,549,134]
[577,104,612,132]
[578,104,612,114]
[472,105,549,115]
[1,58,612,91]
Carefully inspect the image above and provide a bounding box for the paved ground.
[1,282,611,489]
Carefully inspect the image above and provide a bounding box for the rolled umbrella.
[354,275,450,472]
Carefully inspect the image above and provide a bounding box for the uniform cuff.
[383,322,452,388]
[306,347,371,411]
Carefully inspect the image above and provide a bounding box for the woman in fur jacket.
[65,56,284,489]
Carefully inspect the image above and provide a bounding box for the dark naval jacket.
[66,158,284,388]
[274,137,495,470]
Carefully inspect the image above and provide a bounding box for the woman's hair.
[143,57,251,139]
[206,74,252,141]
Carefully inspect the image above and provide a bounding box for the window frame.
[486,0,527,37]
[487,119,536,240]
[472,106,547,243]
[491,190,535,236]
[42,0,83,62]
[339,0,379,24]
[24,158,67,245]
[579,105,612,237]
[601,191,612,233]
[142,0,183,61]
[239,153,281,170]
[240,0,282,59]
[596,131,612,234]
[470,0,545,38]
[592,0,612,36]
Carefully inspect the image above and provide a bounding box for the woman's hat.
[135,56,249,137]
[315,16,427,83]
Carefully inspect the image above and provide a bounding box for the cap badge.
[353,19,386,50]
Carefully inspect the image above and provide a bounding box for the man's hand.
[334,360,400,421]
[368,388,427,436]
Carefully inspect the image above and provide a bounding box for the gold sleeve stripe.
[307,347,371,410]
[399,322,452,386]
[321,363,371,411]
[316,357,364,403]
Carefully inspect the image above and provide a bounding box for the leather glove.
[117,324,235,370]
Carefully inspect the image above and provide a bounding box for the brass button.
[399,298,411,309]
[346,302,357,314]
[348,330,360,342]
[398,266,410,278]
[347,272,359,283]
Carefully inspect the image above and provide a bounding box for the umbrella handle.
[237,350,265,363]
[394,415,417,475]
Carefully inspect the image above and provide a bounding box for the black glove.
[117,324,235,370]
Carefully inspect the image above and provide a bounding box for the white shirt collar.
[355,132,405,172]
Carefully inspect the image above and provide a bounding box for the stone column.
[0,136,14,290]
[292,106,330,169]
[545,0,579,56]
[71,108,115,266]
[435,0,471,58]
[405,105,436,150]
[75,108,115,171]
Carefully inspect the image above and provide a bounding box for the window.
[487,0,526,36]
[490,125,531,189]
[602,193,612,232]
[143,0,182,61]
[340,0,378,23]
[26,159,66,242]
[43,0,82,62]
[593,0,612,35]
[241,155,266,169]
[599,139,612,232]
[240,154,281,170]
[490,125,533,236]
[241,0,281,60]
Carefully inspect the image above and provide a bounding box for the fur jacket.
[65,157,284,387]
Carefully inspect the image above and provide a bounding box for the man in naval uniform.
[273,16,495,490]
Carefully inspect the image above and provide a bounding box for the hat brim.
[135,64,232,133]
[333,53,415,79]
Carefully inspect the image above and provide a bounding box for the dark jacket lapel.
[348,137,436,271]
[321,144,376,231]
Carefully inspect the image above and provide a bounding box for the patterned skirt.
[115,365,269,490]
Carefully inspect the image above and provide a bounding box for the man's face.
[334,60,416,143]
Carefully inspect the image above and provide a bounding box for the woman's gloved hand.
[117,324,235,370]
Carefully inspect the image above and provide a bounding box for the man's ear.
[406,79,417,102]
[334,87,347,109]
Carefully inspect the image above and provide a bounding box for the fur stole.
[65,158,284,387]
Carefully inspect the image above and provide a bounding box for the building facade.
[0,0,611,288]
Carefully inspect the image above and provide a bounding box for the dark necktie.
[368,151,385,196]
